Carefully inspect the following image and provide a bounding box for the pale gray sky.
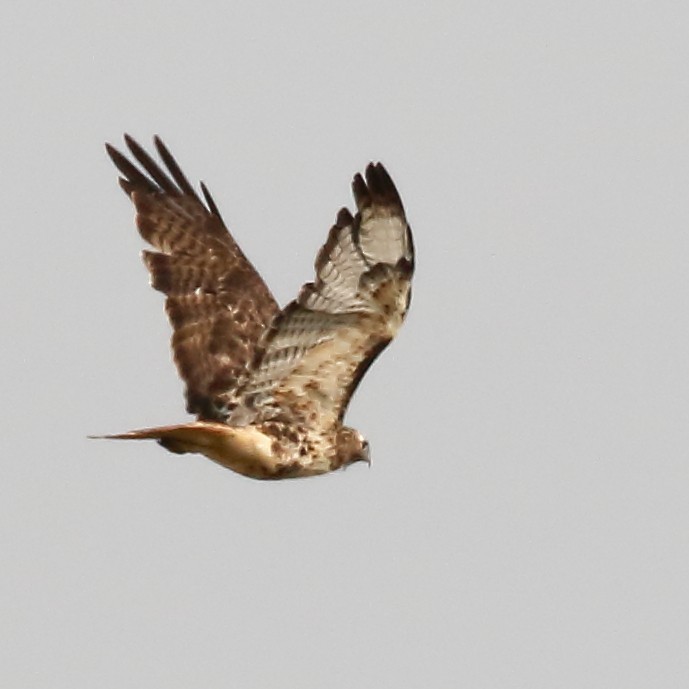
[3,1,689,687]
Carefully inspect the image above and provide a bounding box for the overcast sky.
[3,1,689,687]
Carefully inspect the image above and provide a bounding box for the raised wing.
[235,163,414,429]
[106,136,279,419]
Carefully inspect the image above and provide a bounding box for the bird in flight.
[95,135,415,479]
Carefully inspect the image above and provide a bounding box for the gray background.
[2,1,689,687]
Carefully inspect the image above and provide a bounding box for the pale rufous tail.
[89,421,279,478]
[89,422,226,455]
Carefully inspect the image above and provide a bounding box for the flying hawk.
[95,135,414,479]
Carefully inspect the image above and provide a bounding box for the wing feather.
[106,136,279,419]
[237,163,414,428]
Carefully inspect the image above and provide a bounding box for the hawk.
[95,135,415,479]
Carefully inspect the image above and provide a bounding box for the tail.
[89,420,277,478]
[88,422,223,455]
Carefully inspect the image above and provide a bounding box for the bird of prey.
[95,135,414,479]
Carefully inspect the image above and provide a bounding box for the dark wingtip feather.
[352,172,368,208]
[122,135,178,194]
[153,136,201,202]
[106,141,132,173]
[107,137,159,194]
[118,178,135,195]
[365,162,403,207]
[353,162,403,209]
[336,207,354,227]
[122,133,139,156]
[200,181,222,220]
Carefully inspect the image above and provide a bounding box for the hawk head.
[335,426,371,470]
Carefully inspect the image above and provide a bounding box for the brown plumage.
[94,135,414,479]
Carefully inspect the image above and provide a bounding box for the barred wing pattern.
[235,163,414,430]
[106,136,279,419]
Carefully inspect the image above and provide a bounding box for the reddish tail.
[89,423,219,455]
